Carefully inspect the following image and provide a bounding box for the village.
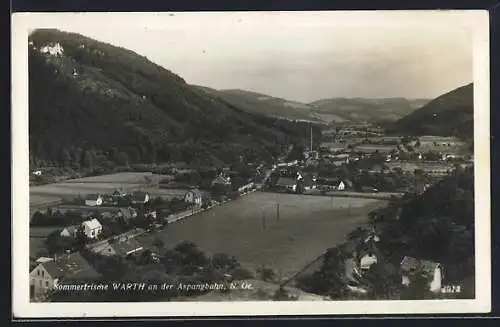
[28,121,473,301]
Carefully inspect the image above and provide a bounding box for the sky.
[26,11,475,103]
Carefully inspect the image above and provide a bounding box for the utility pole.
[262,211,266,230]
[276,203,280,222]
[310,125,313,152]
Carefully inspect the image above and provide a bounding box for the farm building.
[30,252,100,299]
[85,194,103,207]
[184,188,203,207]
[90,238,144,258]
[81,218,103,239]
[131,191,150,204]
[400,256,443,293]
[317,177,352,191]
[60,225,79,238]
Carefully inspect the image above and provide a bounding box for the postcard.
[11,10,491,317]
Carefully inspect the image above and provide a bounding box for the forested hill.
[387,83,473,138]
[28,29,317,170]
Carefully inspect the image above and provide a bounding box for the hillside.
[309,97,429,123]
[388,83,473,138]
[194,87,341,123]
[297,166,475,299]
[28,29,315,171]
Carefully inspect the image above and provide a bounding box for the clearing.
[137,192,386,279]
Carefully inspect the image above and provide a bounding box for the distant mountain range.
[194,86,430,124]
[28,29,314,169]
[309,97,430,123]
[388,83,473,138]
[193,86,330,123]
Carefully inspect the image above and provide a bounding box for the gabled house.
[131,191,150,205]
[90,238,144,258]
[400,256,443,293]
[184,188,203,207]
[30,252,100,299]
[81,218,103,239]
[85,194,103,207]
[359,250,378,271]
[60,225,79,238]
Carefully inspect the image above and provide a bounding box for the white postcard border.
[11,11,491,318]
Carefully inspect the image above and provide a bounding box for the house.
[35,257,54,264]
[85,194,103,207]
[115,207,138,224]
[212,173,231,186]
[359,251,378,270]
[112,188,127,198]
[336,179,353,191]
[275,177,297,192]
[90,238,144,258]
[237,182,255,194]
[145,210,157,220]
[131,191,150,204]
[32,169,42,176]
[184,188,203,206]
[60,225,79,238]
[81,218,103,239]
[400,256,443,293]
[30,252,100,299]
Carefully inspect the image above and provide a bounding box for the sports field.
[136,192,386,279]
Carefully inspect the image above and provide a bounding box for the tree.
[152,237,165,253]
[174,241,209,267]
[211,253,240,272]
[82,149,94,169]
[258,267,276,282]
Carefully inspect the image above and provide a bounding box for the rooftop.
[39,252,100,280]
[400,256,440,275]
[82,218,102,230]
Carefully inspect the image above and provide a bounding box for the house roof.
[82,218,102,230]
[186,188,203,198]
[276,177,297,187]
[117,207,136,219]
[111,238,144,256]
[85,194,101,201]
[62,225,78,234]
[400,256,440,274]
[39,252,100,280]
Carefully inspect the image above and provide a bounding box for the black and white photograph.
[12,11,490,317]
